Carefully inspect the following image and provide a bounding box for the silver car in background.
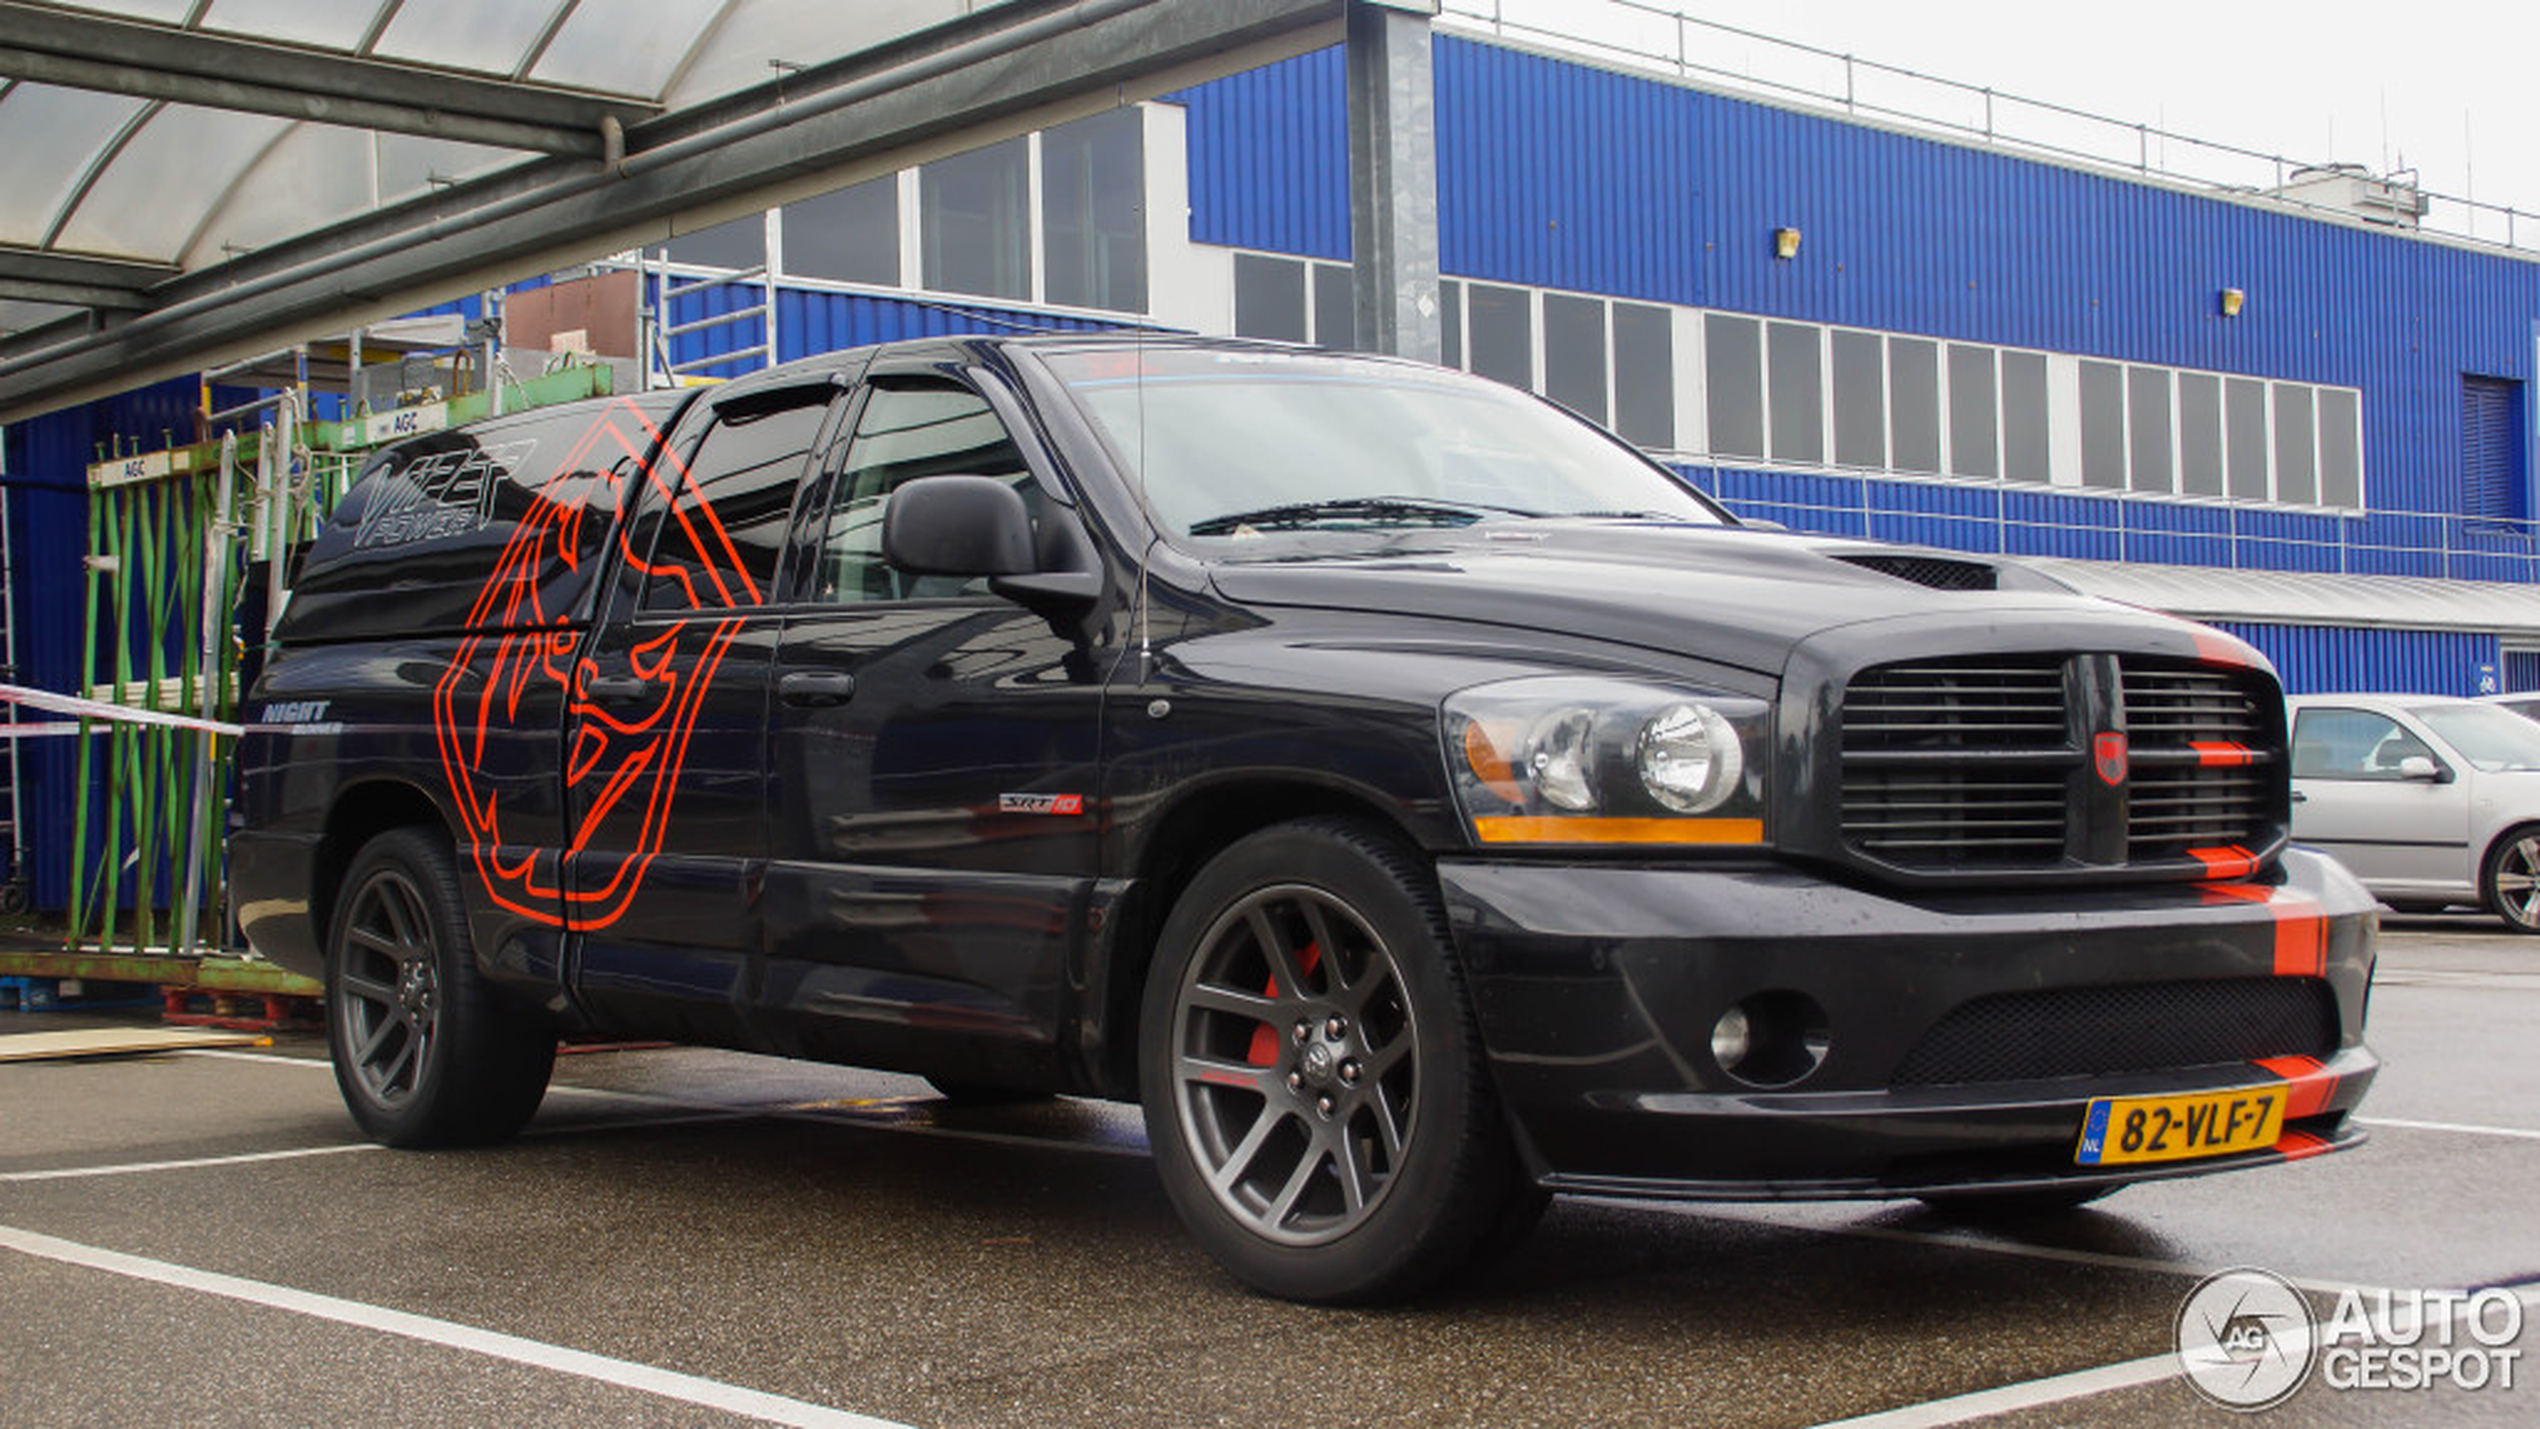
[2482,692,2540,724]
[2288,694,2540,932]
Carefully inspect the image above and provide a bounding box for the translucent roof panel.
[199,0,391,52]
[531,0,726,97]
[50,105,290,262]
[374,135,528,210]
[47,0,196,23]
[2,0,1086,374]
[668,0,989,107]
[172,125,375,270]
[0,86,151,249]
[370,0,574,79]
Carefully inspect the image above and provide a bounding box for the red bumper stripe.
[2201,882,2328,976]
[2274,1130,2335,1160]
[2253,1054,2338,1119]
[2188,846,2263,880]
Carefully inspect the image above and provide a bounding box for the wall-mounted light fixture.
[2219,287,2246,318]
[1774,227,1802,260]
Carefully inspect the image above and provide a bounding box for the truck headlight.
[1444,678,1771,846]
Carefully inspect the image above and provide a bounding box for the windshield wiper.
[1187,496,1534,536]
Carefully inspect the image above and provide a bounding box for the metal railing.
[1670,458,2540,583]
[1442,0,2537,254]
[643,251,778,387]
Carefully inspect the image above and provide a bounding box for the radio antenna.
[1134,167,1155,680]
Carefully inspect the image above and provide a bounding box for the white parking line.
[0,1143,380,1182]
[1803,1350,2182,1429]
[2359,1115,2540,1142]
[1801,1278,2540,1428]
[0,1224,915,1429]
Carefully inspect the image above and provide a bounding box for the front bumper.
[1439,846,2377,1199]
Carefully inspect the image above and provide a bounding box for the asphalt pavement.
[2,915,2534,1427]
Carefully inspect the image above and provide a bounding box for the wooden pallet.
[159,985,324,1033]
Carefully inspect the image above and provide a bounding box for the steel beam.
[0,246,171,311]
[1346,0,1441,363]
[0,1,654,156]
[0,0,1346,422]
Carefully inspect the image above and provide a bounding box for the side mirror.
[2396,755,2451,784]
[882,475,1034,577]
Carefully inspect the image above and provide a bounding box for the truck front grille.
[1839,654,2281,875]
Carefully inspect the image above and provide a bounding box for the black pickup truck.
[233,335,2377,1302]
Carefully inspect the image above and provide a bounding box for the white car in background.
[2288,693,2540,933]
[2482,691,2540,724]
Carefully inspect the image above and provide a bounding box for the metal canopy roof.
[2028,558,2540,639]
[0,0,1348,420]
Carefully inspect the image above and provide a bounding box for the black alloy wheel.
[326,827,556,1147]
[334,860,440,1111]
[1140,818,1542,1303]
[1170,880,1419,1247]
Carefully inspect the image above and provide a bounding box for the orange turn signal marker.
[1472,816,1765,846]
[1462,720,1516,783]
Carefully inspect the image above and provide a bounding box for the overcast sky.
[1486,1,2540,242]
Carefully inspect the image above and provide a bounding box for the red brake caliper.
[1245,942,1322,1066]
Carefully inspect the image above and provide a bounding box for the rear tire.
[326,827,556,1147]
[1139,818,1537,1303]
[2483,825,2540,934]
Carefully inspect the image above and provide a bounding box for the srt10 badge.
[999,793,1085,816]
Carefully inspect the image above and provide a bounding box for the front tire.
[326,827,556,1147]
[1138,818,1536,1303]
[2483,825,2540,934]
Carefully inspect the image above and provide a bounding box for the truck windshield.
[1042,348,1723,540]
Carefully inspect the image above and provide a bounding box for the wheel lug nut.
[1286,1070,1304,1091]
[1292,1020,1311,1045]
[1339,1060,1360,1085]
[1324,1015,1348,1041]
[1315,1095,1335,1119]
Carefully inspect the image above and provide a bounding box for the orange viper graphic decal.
[431,400,756,931]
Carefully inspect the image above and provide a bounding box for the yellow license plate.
[2075,1086,2287,1166]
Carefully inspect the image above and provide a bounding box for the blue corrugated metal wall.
[772,288,1120,363]
[1174,47,1352,261]
[2214,623,2500,697]
[1176,37,2540,570]
[650,279,1124,379]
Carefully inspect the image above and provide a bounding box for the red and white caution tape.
[0,684,246,738]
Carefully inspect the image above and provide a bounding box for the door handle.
[779,671,858,708]
[585,675,648,704]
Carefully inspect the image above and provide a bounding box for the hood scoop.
[1835,553,1999,591]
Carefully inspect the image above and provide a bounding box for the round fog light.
[1710,991,1831,1088]
[1710,1006,1752,1070]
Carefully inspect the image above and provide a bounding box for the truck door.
[564,382,841,1041]
[758,370,1106,1085]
